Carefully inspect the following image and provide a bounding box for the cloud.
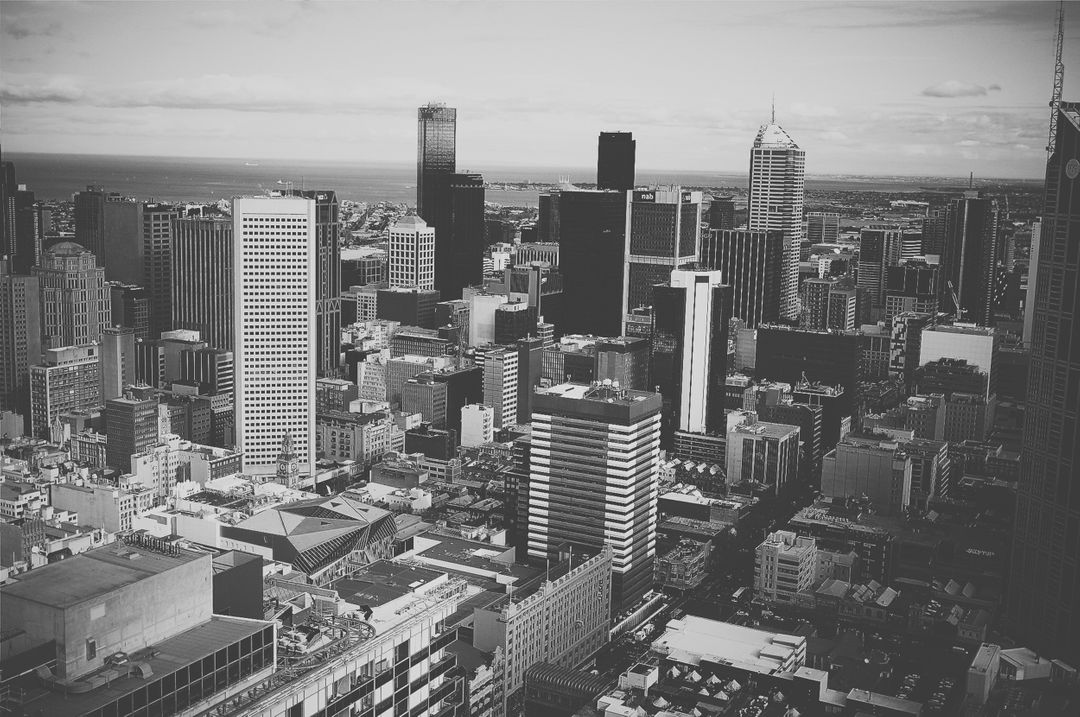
[922,81,995,98]
[988,84,1002,92]
[1,16,63,39]
[0,78,84,104]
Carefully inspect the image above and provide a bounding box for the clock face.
[1067,158,1080,180]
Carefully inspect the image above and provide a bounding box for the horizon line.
[1,149,1046,184]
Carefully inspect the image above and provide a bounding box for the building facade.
[171,216,233,351]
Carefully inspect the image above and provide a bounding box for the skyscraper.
[34,242,111,349]
[922,207,948,257]
[1,162,41,276]
[1009,102,1080,663]
[416,103,457,221]
[529,382,662,609]
[707,197,736,231]
[805,212,840,244]
[171,216,233,352]
[110,283,151,341]
[388,215,435,290]
[143,203,181,339]
[699,228,783,327]
[438,173,485,300]
[884,259,939,324]
[0,258,41,419]
[748,118,805,321]
[73,186,107,265]
[290,190,341,377]
[942,192,1000,326]
[1022,218,1042,346]
[556,190,627,337]
[857,228,903,323]
[232,195,317,477]
[104,393,159,471]
[597,131,636,192]
[650,269,731,444]
[100,325,135,401]
[476,343,518,430]
[102,197,144,286]
[622,187,702,330]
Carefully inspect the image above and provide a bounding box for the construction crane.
[1047,0,1065,156]
[947,279,967,321]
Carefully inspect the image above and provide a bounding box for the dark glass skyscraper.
[556,190,627,337]
[597,131,635,192]
[416,103,456,220]
[699,228,783,327]
[1009,103,1080,664]
[74,186,107,266]
[292,190,341,376]
[942,192,1000,326]
[172,217,233,351]
[440,173,485,300]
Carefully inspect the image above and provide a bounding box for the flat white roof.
[652,616,805,675]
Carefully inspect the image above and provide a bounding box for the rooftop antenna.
[969,172,974,189]
[1047,0,1065,156]
[771,93,776,124]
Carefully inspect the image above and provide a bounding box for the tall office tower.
[597,131,636,191]
[73,186,107,264]
[416,103,456,220]
[34,242,111,349]
[0,259,41,418]
[699,228,783,327]
[557,190,627,336]
[1010,103,1080,663]
[516,335,545,424]
[622,187,702,330]
[708,197,736,231]
[529,382,662,609]
[1,160,14,260]
[595,336,650,391]
[942,191,1000,326]
[142,203,181,338]
[433,364,483,437]
[232,195,317,477]
[857,228,903,323]
[109,283,151,340]
[1022,218,1042,345]
[102,197,144,285]
[748,119,805,321]
[388,215,435,290]
[884,259,939,324]
[805,212,840,244]
[476,343,519,430]
[104,393,158,470]
[100,325,135,401]
[650,269,731,444]
[922,207,948,256]
[285,190,341,377]
[2,168,41,275]
[438,172,485,301]
[29,345,101,439]
[171,216,233,351]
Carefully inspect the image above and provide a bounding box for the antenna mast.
[1047,0,1065,156]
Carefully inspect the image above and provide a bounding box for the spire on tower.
[771,93,776,124]
[1047,0,1065,155]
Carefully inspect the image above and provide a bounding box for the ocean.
[5,152,1013,206]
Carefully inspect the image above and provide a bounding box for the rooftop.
[651,616,806,676]
[333,560,445,606]
[1,542,207,609]
[754,122,801,149]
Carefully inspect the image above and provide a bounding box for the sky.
[2,0,1078,178]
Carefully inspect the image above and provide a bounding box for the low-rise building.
[755,530,817,603]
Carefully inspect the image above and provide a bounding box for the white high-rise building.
[476,343,518,430]
[232,195,317,476]
[388,215,435,290]
[460,403,494,447]
[748,118,805,321]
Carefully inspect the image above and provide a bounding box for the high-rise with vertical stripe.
[232,195,317,477]
[748,122,805,322]
[528,382,662,609]
[171,216,233,352]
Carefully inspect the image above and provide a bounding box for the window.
[86,638,97,660]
